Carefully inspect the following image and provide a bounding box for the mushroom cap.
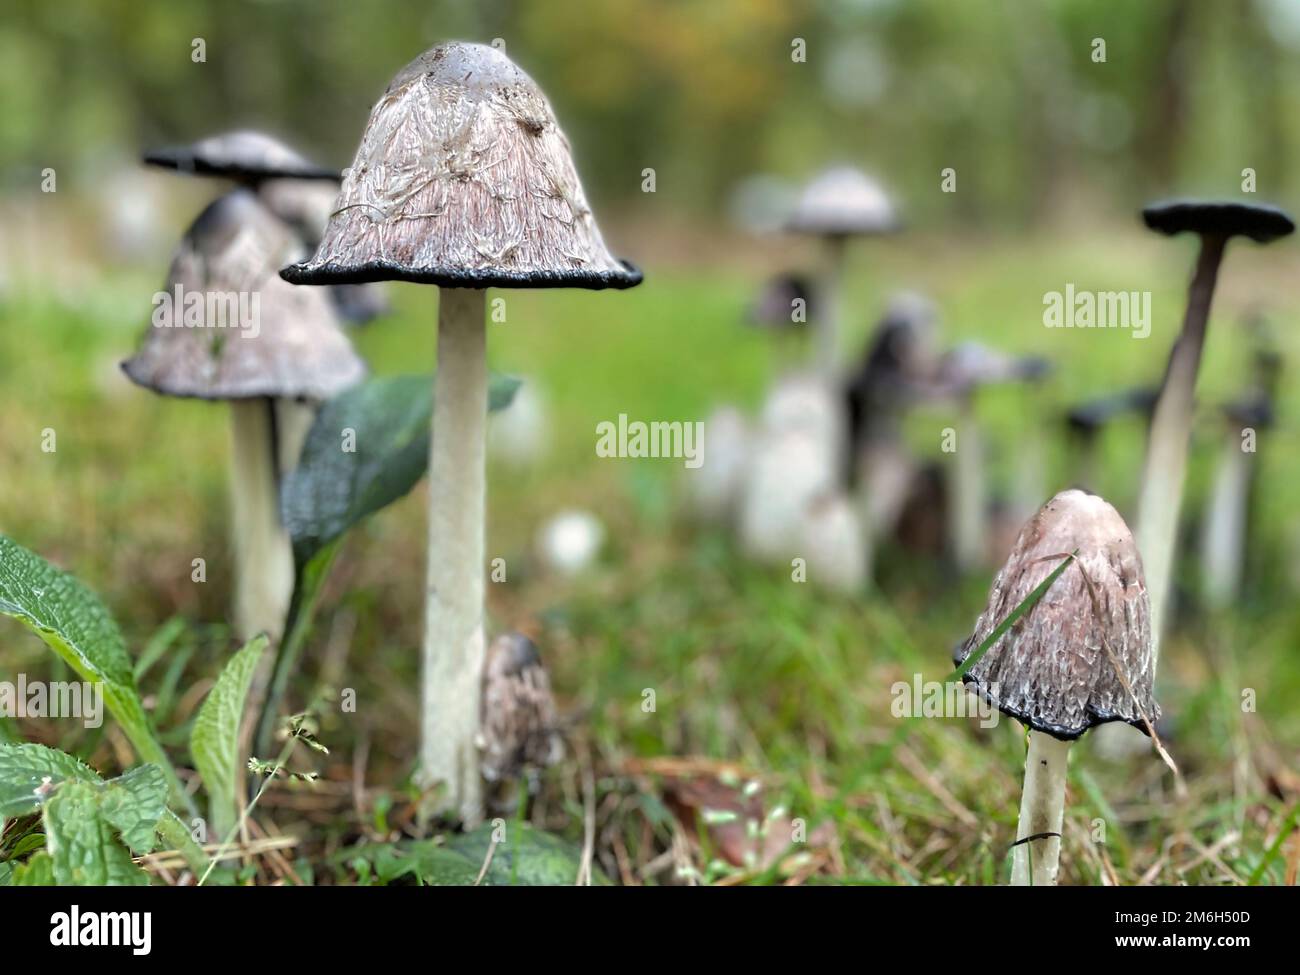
[143,129,339,184]
[1066,387,1159,434]
[480,631,563,783]
[954,489,1159,740]
[281,42,641,290]
[786,165,898,237]
[1142,200,1296,244]
[122,190,366,401]
[935,342,1051,394]
[258,179,391,324]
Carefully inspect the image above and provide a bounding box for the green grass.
[1,219,1298,884]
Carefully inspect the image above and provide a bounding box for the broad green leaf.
[0,860,13,885]
[282,372,520,566]
[0,742,97,819]
[44,781,149,886]
[0,535,186,810]
[11,850,55,886]
[189,635,268,840]
[98,764,168,853]
[372,844,483,886]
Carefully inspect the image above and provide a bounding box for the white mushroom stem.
[229,398,297,643]
[1011,730,1071,886]
[417,287,487,825]
[815,236,846,380]
[1135,235,1226,662]
[950,397,987,572]
[1200,430,1251,609]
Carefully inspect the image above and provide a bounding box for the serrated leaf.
[11,850,54,886]
[0,535,184,807]
[189,636,268,840]
[99,765,168,854]
[282,373,520,566]
[0,742,98,819]
[44,781,149,886]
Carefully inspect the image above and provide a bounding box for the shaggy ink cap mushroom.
[143,129,340,184]
[121,189,365,401]
[954,489,1159,740]
[1142,200,1295,244]
[1066,387,1159,435]
[786,165,899,237]
[280,42,641,290]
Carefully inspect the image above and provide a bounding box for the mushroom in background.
[537,509,606,576]
[121,190,365,642]
[479,631,563,803]
[1064,386,1159,494]
[1134,200,1294,656]
[685,404,752,525]
[798,491,869,593]
[282,42,641,823]
[955,489,1159,885]
[786,166,899,381]
[144,129,389,325]
[487,379,551,469]
[740,372,842,562]
[934,343,1052,573]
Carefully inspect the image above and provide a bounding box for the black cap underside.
[280,258,644,291]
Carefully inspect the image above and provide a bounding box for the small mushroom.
[122,190,365,643]
[786,166,898,379]
[955,489,1159,885]
[686,404,752,525]
[280,42,641,823]
[479,631,563,794]
[1135,200,1294,651]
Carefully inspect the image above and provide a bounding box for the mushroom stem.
[229,397,296,643]
[816,236,846,379]
[1135,235,1226,659]
[950,396,987,572]
[417,287,488,825]
[1011,730,1071,886]
[1200,431,1251,609]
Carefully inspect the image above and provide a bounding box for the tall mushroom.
[122,189,365,642]
[786,166,898,381]
[280,42,641,823]
[144,129,388,325]
[955,489,1159,885]
[1135,201,1293,651]
[1064,386,1158,493]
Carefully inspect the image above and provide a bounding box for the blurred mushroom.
[487,379,550,469]
[786,166,898,380]
[121,190,365,642]
[1135,200,1294,652]
[935,343,1051,572]
[1064,386,1159,493]
[798,491,869,592]
[479,632,563,798]
[537,509,605,576]
[281,40,642,823]
[145,130,388,325]
[686,404,751,525]
[955,489,1158,885]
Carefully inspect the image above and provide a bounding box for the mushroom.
[1064,386,1158,493]
[934,343,1051,572]
[954,489,1159,885]
[280,42,641,822]
[786,166,898,380]
[122,189,365,642]
[1199,393,1273,610]
[144,129,388,325]
[686,404,752,525]
[480,631,563,796]
[1135,200,1294,649]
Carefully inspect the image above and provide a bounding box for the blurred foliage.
[3,0,1300,224]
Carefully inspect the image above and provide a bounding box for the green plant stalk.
[156,810,210,876]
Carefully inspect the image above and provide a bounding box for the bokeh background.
[1,0,1298,884]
